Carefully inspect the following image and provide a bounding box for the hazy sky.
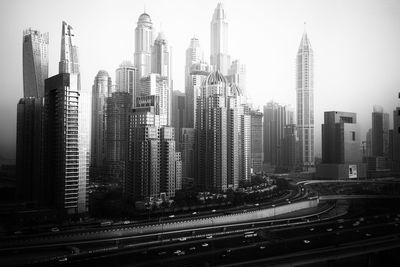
[0,0,399,161]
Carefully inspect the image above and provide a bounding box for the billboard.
[349,164,357,179]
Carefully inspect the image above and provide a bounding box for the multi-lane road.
[1,179,400,266]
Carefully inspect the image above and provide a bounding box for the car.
[254,203,259,207]
[192,212,198,215]
[178,237,187,241]
[303,239,311,244]
[211,209,216,213]
[169,215,175,218]
[202,243,209,247]
[309,228,315,231]
[58,257,68,262]
[353,221,360,227]
[326,228,333,232]
[226,249,232,253]
[338,225,344,229]
[365,233,372,237]
[174,250,185,256]
[51,227,60,232]
[189,247,196,251]
[123,221,130,225]
[259,246,266,250]
[206,235,213,239]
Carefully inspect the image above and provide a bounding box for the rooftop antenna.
[304,21,307,33]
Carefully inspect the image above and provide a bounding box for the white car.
[178,237,187,241]
[202,243,209,247]
[169,215,175,218]
[303,239,310,244]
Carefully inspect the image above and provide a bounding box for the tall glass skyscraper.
[91,70,112,182]
[210,3,230,75]
[152,32,171,87]
[22,28,49,98]
[296,29,314,168]
[134,12,154,79]
[44,22,89,215]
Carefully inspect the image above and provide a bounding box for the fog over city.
[0,0,399,160]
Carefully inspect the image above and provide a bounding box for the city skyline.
[1,0,400,160]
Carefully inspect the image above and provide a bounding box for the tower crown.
[138,13,152,24]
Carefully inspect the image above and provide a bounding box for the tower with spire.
[296,24,314,168]
[134,11,154,79]
[210,2,230,75]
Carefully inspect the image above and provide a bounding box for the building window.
[351,131,356,141]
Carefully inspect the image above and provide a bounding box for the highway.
[2,179,400,266]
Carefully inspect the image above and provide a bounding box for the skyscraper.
[227,60,246,96]
[296,28,314,168]
[281,124,299,170]
[17,28,48,205]
[134,12,153,79]
[195,70,241,192]
[16,97,44,204]
[237,102,251,182]
[263,101,288,168]
[393,93,400,171]
[171,90,185,144]
[185,61,210,128]
[210,3,230,75]
[91,70,112,182]
[140,74,171,126]
[152,32,171,87]
[250,109,263,174]
[185,37,204,95]
[115,61,137,102]
[23,28,49,98]
[105,91,132,185]
[372,105,390,157]
[43,22,89,214]
[126,96,180,201]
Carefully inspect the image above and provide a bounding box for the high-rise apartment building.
[126,97,179,201]
[210,3,230,75]
[195,71,242,192]
[91,70,112,182]
[250,109,263,174]
[239,103,251,182]
[105,91,132,185]
[152,32,172,87]
[17,27,48,205]
[134,12,153,79]
[171,90,185,144]
[227,60,246,96]
[43,22,89,215]
[263,101,289,167]
[281,124,299,170]
[23,28,49,98]
[296,29,314,168]
[185,62,210,128]
[185,37,204,94]
[16,98,44,204]
[140,74,170,126]
[115,61,137,102]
